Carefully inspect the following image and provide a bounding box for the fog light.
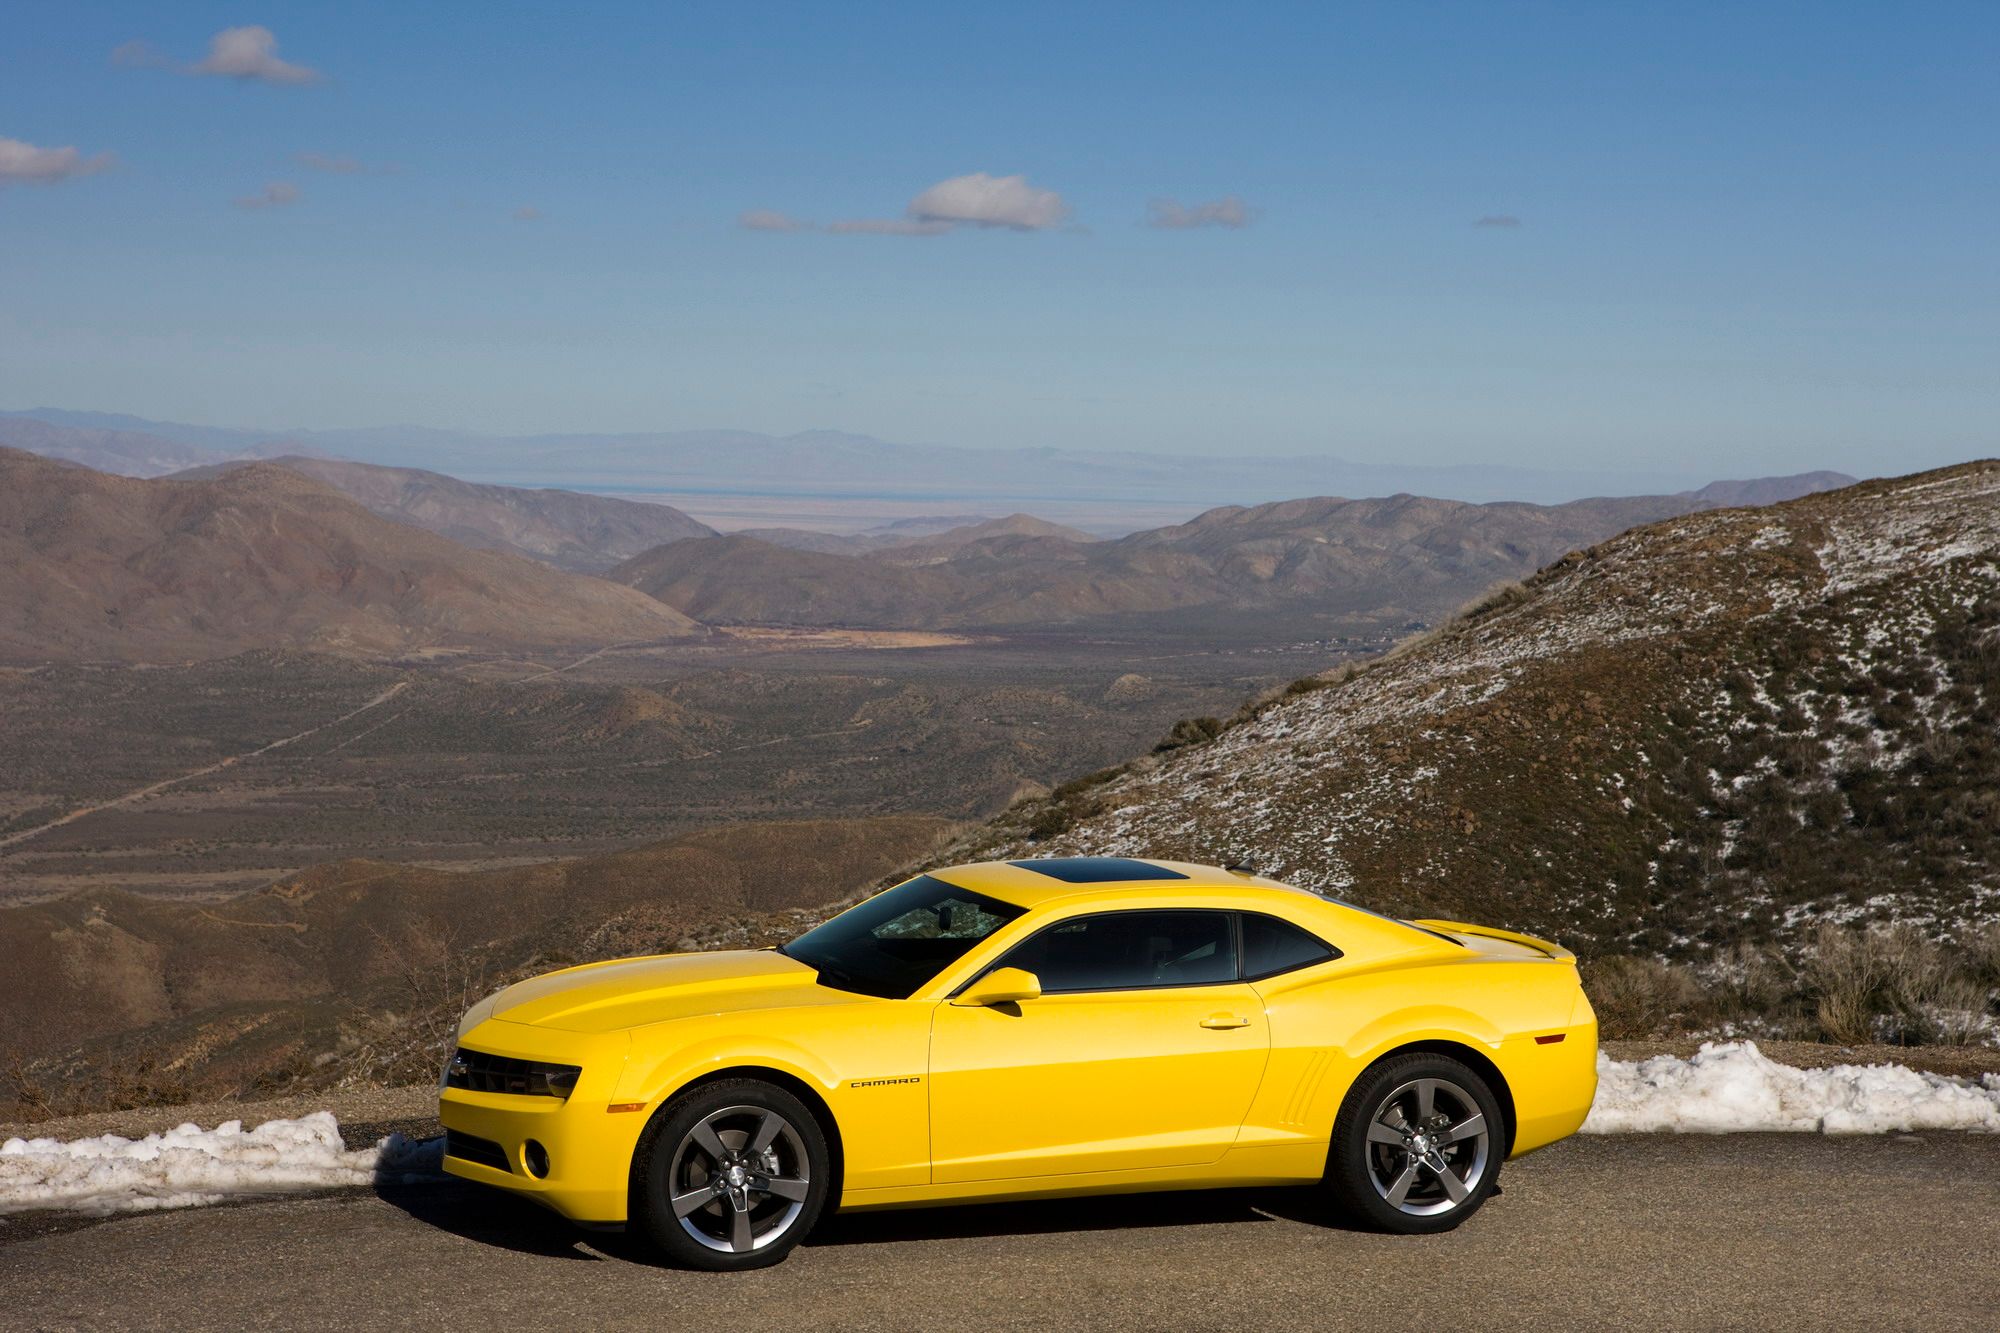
[523,1139,550,1179]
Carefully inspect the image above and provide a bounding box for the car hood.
[482,949,857,1034]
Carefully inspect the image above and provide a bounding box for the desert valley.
[4,409,1994,1118]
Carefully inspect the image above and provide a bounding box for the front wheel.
[1325,1053,1503,1234]
[632,1078,831,1270]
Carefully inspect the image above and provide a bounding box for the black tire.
[1326,1052,1504,1234]
[632,1078,832,1271]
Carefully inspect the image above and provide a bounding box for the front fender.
[609,1009,934,1192]
[614,1026,841,1107]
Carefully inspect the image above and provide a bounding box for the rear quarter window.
[1240,912,1340,979]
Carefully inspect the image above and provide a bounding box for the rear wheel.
[633,1079,830,1270]
[1326,1053,1502,1234]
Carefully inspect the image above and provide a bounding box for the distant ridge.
[2,408,1841,507]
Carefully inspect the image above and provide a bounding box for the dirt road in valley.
[6,1133,1996,1331]
[0,681,411,854]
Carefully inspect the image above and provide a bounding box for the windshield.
[780,874,1025,999]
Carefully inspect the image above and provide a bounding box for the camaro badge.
[850,1076,921,1089]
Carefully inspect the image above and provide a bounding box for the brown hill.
[961,462,2000,959]
[611,534,960,625]
[0,816,952,1115]
[613,483,1846,630]
[0,448,698,662]
[174,455,715,571]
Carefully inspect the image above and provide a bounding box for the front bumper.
[438,1019,642,1224]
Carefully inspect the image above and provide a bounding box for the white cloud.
[1475,214,1523,228]
[296,152,362,174]
[512,206,543,222]
[0,137,115,184]
[825,217,951,236]
[233,181,300,211]
[1148,196,1255,230]
[191,26,321,85]
[908,172,1069,230]
[815,172,1071,237]
[110,39,169,69]
[739,209,810,232]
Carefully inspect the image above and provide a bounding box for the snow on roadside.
[1585,1041,2000,1134]
[0,1111,442,1216]
[7,1043,1999,1217]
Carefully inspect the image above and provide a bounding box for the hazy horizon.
[6,402,1864,515]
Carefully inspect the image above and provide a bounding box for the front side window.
[990,910,1237,993]
[781,875,1024,999]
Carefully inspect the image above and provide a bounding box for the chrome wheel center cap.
[726,1163,748,1188]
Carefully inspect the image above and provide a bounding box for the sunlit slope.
[0,448,698,661]
[967,463,2000,956]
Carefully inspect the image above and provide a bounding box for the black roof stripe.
[1007,857,1189,883]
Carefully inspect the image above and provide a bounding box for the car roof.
[930,856,1322,910]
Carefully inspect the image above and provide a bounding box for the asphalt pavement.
[6,1133,1997,1332]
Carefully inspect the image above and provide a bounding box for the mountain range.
[4,407,1802,506]
[0,428,1861,661]
[608,482,1853,631]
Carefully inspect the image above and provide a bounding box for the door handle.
[1200,1014,1251,1029]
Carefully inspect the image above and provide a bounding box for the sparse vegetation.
[1585,923,1999,1046]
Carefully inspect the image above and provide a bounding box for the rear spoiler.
[1410,919,1576,964]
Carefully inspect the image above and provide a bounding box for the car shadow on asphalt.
[809,1186,1365,1247]
[374,1176,612,1261]
[376,1173,1367,1266]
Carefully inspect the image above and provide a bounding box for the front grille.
[444,1047,581,1098]
[444,1129,511,1173]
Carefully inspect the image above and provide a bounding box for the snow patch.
[0,1112,443,1216]
[1584,1041,2000,1134]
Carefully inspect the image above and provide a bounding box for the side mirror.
[952,966,1043,1007]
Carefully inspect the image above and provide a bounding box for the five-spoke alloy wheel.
[1327,1053,1504,1233]
[635,1079,831,1270]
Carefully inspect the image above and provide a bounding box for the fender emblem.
[850,1076,921,1089]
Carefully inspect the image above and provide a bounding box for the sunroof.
[1008,857,1188,883]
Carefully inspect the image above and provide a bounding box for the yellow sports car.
[439,856,1598,1269]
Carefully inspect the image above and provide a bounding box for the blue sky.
[2,2,1995,480]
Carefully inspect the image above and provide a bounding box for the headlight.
[442,1047,584,1099]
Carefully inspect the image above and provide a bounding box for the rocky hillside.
[175,455,715,571]
[612,478,1844,631]
[0,449,698,662]
[964,462,2000,959]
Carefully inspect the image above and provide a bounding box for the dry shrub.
[1801,921,1988,1046]
[1707,942,1792,1017]
[1583,956,1709,1039]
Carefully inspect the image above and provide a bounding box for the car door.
[927,909,1271,1184]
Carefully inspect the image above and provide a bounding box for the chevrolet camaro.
[439,856,1598,1269]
